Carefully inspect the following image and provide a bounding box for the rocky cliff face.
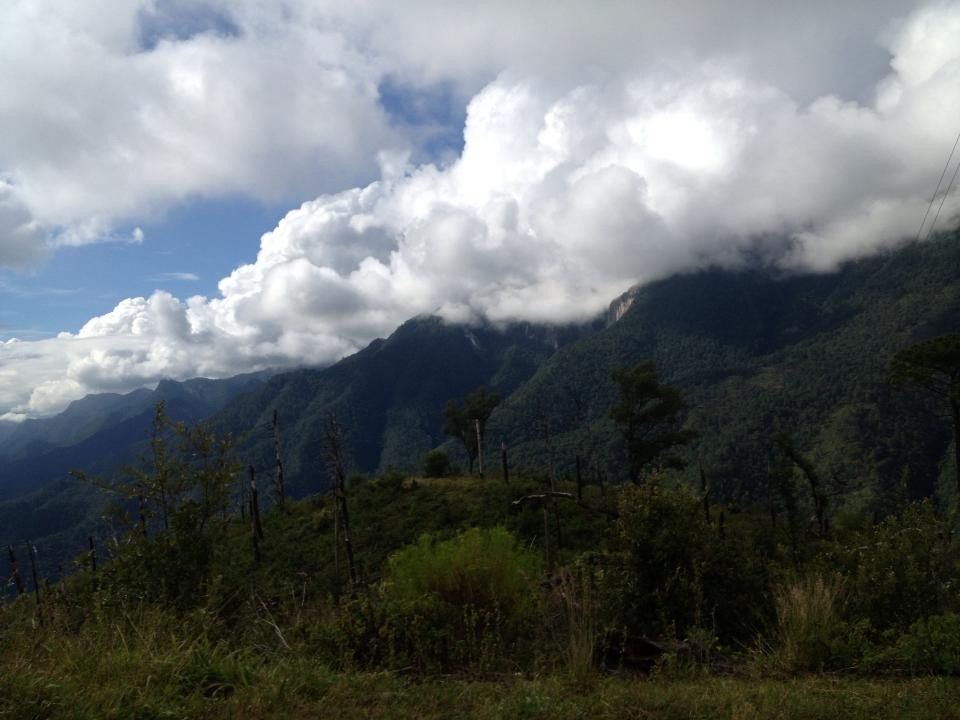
[606,285,640,325]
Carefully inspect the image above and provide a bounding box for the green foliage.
[377,527,542,672]
[442,386,501,474]
[869,613,960,675]
[600,480,771,645]
[422,449,453,478]
[86,402,240,610]
[217,318,570,486]
[890,334,960,400]
[609,361,696,483]
[890,333,960,494]
[489,231,960,509]
[841,500,959,634]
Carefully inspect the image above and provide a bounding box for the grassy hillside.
[4,457,960,719]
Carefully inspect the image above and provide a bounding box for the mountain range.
[2,229,958,577]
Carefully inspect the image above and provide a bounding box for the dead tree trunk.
[7,545,24,595]
[273,409,286,506]
[28,543,42,627]
[249,465,264,540]
[324,416,358,590]
[501,441,509,484]
[474,418,484,479]
[249,465,264,562]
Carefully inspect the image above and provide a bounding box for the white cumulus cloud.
[0,0,400,268]
[2,1,960,417]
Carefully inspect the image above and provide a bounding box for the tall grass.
[762,572,848,673]
[550,567,599,683]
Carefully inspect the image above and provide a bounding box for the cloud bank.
[0,0,399,266]
[2,0,960,417]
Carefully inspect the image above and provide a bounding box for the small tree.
[423,449,454,478]
[73,402,239,609]
[890,334,960,496]
[442,386,500,474]
[609,360,696,484]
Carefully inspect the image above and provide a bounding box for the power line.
[925,146,960,242]
[916,123,960,242]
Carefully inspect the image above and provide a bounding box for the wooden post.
[699,460,711,524]
[88,536,97,573]
[474,418,483,479]
[575,454,583,502]
[273,409,286,506]
[501,441,509,484]
[28,543,42,627]
[7,545,24,595]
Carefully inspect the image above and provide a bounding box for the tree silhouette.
[890,334,960,496]
[442,386,500,475]
[610,360,696,484]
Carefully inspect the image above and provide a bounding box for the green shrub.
[422,449,454,478]
[599,480,770,645]
[379,526,542,672]
[867,613,960,675]
[843,501,958,633]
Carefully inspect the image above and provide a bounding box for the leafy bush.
[866,613,960,675]
[422,449,454,478]
[842,501,959,633]
[601,482,710,640]
[375,527,542,672]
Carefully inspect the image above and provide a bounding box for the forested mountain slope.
[217,316,590,492]
[487,231,960,510]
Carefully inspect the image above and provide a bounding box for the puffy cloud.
[0,182,49,270]
[0,0,400,266]
[3,1,960,417]
[0,0,923,268]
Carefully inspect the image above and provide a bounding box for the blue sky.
[0,198,284,338]
[0,72,466,341]
[1,0,958,419]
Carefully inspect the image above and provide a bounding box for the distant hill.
[217,316,591,494]
[0,372,273,466]
[0,371,272,578]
